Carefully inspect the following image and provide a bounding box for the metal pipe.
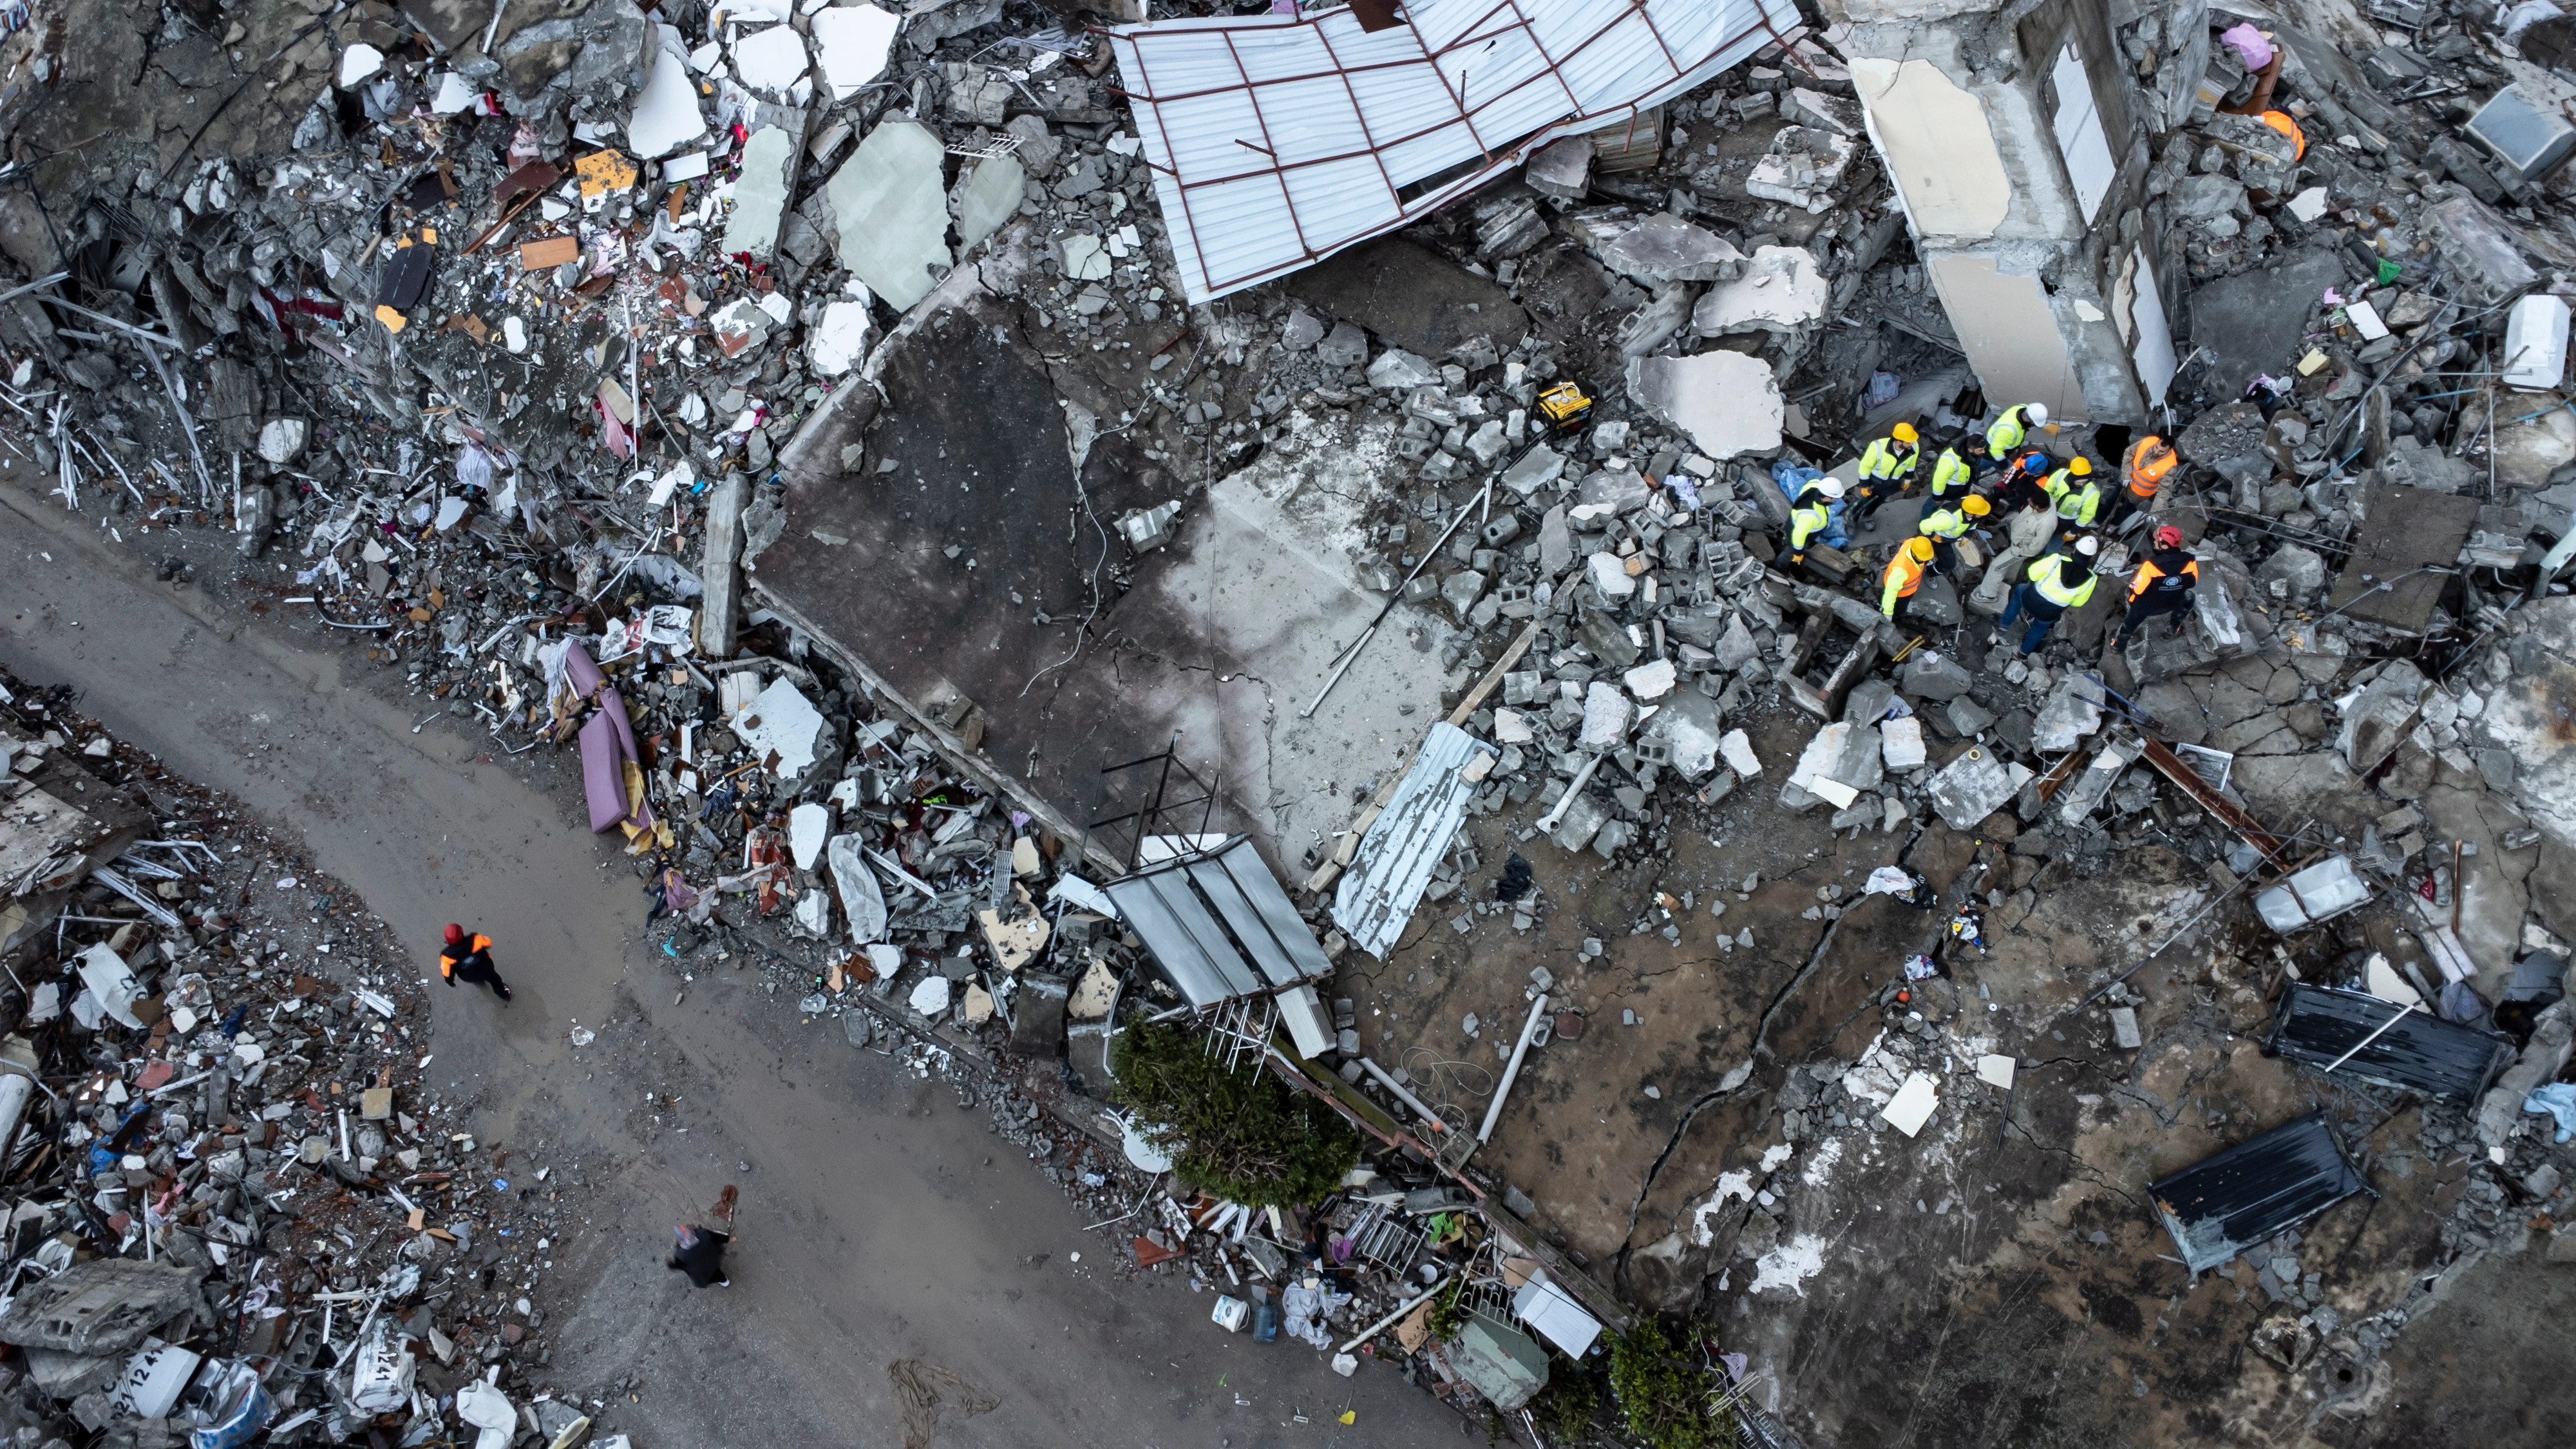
[1533,753,1607,835]
[2322,997,2420,1075]
[1336,1273,1450,1355]
[1478,992,1549,1144]
[1358,1057,1449,1133]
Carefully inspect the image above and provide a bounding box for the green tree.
[1607,1320,1728,1449]
[1110,1020,1361,1207]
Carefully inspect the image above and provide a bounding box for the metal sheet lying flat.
[1106,0,1800,302]
[1103,835,1335,1007]
[2262,983,2515,1099]
[1332,723,1499,958]
[2326,480,2479,632]
[2148,1112,2367,1274]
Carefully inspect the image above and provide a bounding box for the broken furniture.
[2148,1112,2370,1274]
[1772,580,1887,721]
[2262,983,2515,1099]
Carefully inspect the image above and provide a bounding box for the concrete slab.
[1692,245,1828,339]
[2187,248,2346,402]
[720,124,799,260]
[2327,480,2480,632]
[825,119,951,311]
[1625,350,1783,459]
[755,306,1460,871]
[1285,238,1528,359]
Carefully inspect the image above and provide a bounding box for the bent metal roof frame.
[1106,0,1801,303]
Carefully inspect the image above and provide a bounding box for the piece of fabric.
[2524,1082,2576,1142]
[1280,1282,1353,1349]
[2219,22,2273,70]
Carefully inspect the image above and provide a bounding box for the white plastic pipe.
[1358,1057,1450,1134]
[1478,993,1549,1143]
[0,1072,34,1169]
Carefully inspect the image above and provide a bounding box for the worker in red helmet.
[2115,526,2201,649]
[439,923,513,1003]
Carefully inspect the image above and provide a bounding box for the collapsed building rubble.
[3,0,2576,1434]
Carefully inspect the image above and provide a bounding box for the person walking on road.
[669,1223,733,1287]
[439,923,513,1002]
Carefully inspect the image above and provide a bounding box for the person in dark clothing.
[668,1224,731,1287]
[439,924,513,1002]
[2114,526,2201,647]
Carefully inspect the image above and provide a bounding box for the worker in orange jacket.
[2115,526,2200,647]
[1880,536,1935,620]
[440,923,513,1003]
[2103,435,2177,535]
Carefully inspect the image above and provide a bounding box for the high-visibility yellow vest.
[2027,553,2098,609]
[1929,448,1973,495]
[2053,479,2103,526]
[1880,551,1926,615]
[1987,406,2036,455]
[1859,437,1918,481]
[1918,505,1973,540]
[1789,494,1832,551]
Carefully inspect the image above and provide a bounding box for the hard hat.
[2075,536,2099,556]
[2155,524,2185,547]
[2068,457,2092,476]
[1963,495,1992,516]
[2027,403,2050,426]
[1891,422,1918,444]
[1906,536,1935,562]
[1817,478,1846,498]
[444,923,465,945]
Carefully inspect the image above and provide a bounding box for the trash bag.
[1865,370,1901,410]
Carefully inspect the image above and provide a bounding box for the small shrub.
[1110,1020,1360,1206]
[1607,1320,1725,1449]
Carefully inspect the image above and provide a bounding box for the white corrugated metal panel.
[1103,835,1337,1007]
[1110,0,1799,302]
[1331,723,1498,958]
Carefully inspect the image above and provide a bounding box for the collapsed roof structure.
[1106,0,1802,301]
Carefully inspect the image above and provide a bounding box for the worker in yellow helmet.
[1881,536,1935,619]
[1986,402,2049,456]
[1850,422,1922,524]
[1915,492,1991,576]
[2045,455,2105,544]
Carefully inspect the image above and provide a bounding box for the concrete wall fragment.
[1924,255,2087,421]
[1852,59,2012,243]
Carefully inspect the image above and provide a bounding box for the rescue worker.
[1786,476,1843,568]
[1849,422,1922,524]
[1881,536,1935,619]
[2046,455,2106,540]
[1995,536,2099,656]
[1915,492,1991,575]
[1925,430,1987,498]
[1986,401,2049,457]
[2104,434,2176,535]
[1992,450,2054,515]
[2115,525,2201,647]
[439,923,513,1003]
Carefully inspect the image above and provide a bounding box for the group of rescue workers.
[1785,401,2202,659]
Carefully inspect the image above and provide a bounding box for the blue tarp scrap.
[1769,460,1848,547]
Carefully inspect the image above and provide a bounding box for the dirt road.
[0,478,1461,1447]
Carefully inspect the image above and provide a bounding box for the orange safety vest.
[2126,437,2177,500]
[1880,551,1927,616]
[2128,553,2201,601]
[440,934,494,978]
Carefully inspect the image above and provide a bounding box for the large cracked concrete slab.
[755,304,1462,872]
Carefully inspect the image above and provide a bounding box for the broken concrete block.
[808,299,872,377]
[1692,245,1826,339]
[1882,717,1926,771]
[630,35,709,160]
[1317,321,1368,368]
[721,125,799,259]
[952,155,1026,255]
[1281,310,1325,350]
[811,2,901,100]
[338,42,385,88]
[1551,792,1609,853]
[732,24,808,93]
[1063,232,1112,281]
[1367,349,1441,390]
[1924,747,2026,829]
[824,119,951,311]
[2340,660,2427,772]
[2109,1007,2142,1049]
[1624,659,1678,700]
[1580,681,1634,750]
[1538,505,1573,575]
[1600,213,1747,286]
[2032,678,2105,753]
[1441,569,1486,620]
[1782,722,1882,810]
[1714,615,1761,671]
[2254,543,2327,601]
[1719,728,1761,778]
[2428,194,2541,307]
[1626,350,1782,460]
[1524,136,1591,200]
[1899,652,1973,701]
[1586,551,1638,599]
[256,418,307,466]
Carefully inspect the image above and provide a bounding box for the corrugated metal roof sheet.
[1102,837,1335,1007]
[2262,983,2515,1100]
[1108,0,1802,302]
[1332,723,1498,958]
[2148,1112,2369,1274]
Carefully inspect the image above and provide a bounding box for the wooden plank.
[1446,619,1542,726]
